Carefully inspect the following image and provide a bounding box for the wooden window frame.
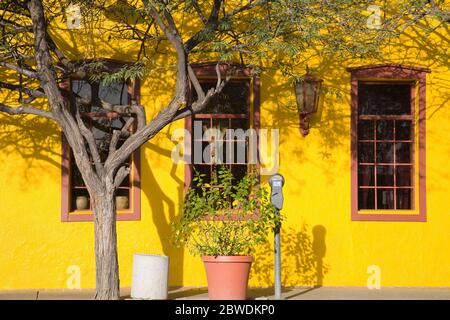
[348,64,430,222]
[184,63,261,219]
[61,61,141,222]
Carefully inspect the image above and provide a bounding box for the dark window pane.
[396,143,411,163]
[358,143,374,163]
[376,120,394,140]
[96,140,110,162]
[358,165,374,186]
[192,164,211,186]
[376,143,394,163]
[71,161,85,187]
[376,165,394,186]
[72,80,92,101]
[91,117,111,140]
[111,116,129,131]
[235,141,248,164]
[119,173,131,187]
[201,141,220,164]
[358,188,375,209]
[213,118,230,137]
[396,165,412,186]
[395,120,412,140]
[222,140,247,164]
[377,189,394,209]
[72,80,128,112]
[358,84,411,115]
[231,165,248,184]
[358,120,374,140]
[191,81,250,186]
[231,118,249,131]
[192,118,211,138]
[396,189,412,209]
[99,82,128,105]
[198,81,249,114]
[69,80,137,213]
[223,140,233,164]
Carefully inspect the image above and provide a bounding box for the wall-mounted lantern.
[294,73,323,136]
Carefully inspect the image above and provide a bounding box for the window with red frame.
[61,79,141,221]
[357,82,414,210]
[191,79,252,186]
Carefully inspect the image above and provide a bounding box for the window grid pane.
[192,80,251,187]
[357,84,414,211]
[69,80,134,212]
[192,113,250,186]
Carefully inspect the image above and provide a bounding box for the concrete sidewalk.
[1,287,449,300]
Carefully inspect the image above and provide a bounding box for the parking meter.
[269,174,285,210]
[269,173,284,300]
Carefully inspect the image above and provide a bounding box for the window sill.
[352,210,426,222]
[62,210,141,222]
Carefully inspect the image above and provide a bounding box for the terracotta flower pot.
[202,255,253,300]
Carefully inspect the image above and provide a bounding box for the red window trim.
[347,64,430,222]
[184,62,261,193]
[61,67,141,222]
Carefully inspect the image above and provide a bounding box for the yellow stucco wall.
[0,6,449,290]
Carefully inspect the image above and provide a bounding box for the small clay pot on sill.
[75,196,89,210]
[116,195,129,210]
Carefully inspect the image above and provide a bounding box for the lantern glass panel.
[304,81,317,114]
[294,82,305,113]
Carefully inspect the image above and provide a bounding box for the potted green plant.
[172,166,280,300]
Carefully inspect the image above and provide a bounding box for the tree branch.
[0,61,38,79]
[0,81,45,98]
[190,0,207,24]
[108,117,135,158]
[172,71,231,121]
[105,61,232,173]
[184,0,222,52]
[114,165,131,188]
[129,101,146,130]
[224,0,270,20]
[75,108,104,176]
[0,102,54,119]
[27,0,103,193]
[142,0,187,103]
[184,0,272,52]
[45,30,73,70]
[188,64,205,101]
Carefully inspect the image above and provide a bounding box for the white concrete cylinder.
[131,253,169,300]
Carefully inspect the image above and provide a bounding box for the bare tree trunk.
[92,188,120,300]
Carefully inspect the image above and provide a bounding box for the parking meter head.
[269,173,285,210]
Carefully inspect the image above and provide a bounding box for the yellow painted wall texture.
[0,7,449,290]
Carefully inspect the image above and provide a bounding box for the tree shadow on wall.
[0,114,61,181]
[250,224,329,290]
[140,141,185,287]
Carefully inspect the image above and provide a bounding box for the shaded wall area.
[250,224,328,288]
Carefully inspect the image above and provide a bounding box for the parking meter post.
[274,210,281,300]
[269,173,284,300]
